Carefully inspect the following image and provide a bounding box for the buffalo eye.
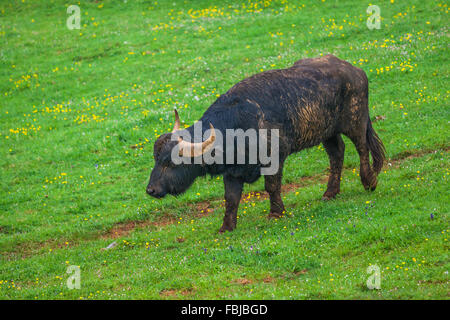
[159,153,174,167]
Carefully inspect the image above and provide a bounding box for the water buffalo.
[146,54,385,233]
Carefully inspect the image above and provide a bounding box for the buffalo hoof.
[362,177,377,192]
[219,224,235,233]
[322,194,337,201]
[268,212,284,219]
[363,182,377,192]
[322,189,339,201]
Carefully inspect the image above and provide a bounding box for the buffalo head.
[146,110,216,198]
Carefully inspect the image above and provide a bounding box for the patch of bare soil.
[160,288,194,297]
[101,217,177,239]
[232,278,253,285]
[293,269,308,275]
[388,146,449,168]
[262,276,275,283]
[188,200,220,216]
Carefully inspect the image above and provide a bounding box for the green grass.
[0,0,448,299]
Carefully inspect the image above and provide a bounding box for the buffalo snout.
[146,184,166,198]
[146,185,155,196]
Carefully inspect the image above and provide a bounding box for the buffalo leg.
[219,174,243,233]
[264,163,285,218]
[344,88,377,191]
[348,133,377,191]
[322,135,345,200]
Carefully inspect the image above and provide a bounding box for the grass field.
[0,0,448,299]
